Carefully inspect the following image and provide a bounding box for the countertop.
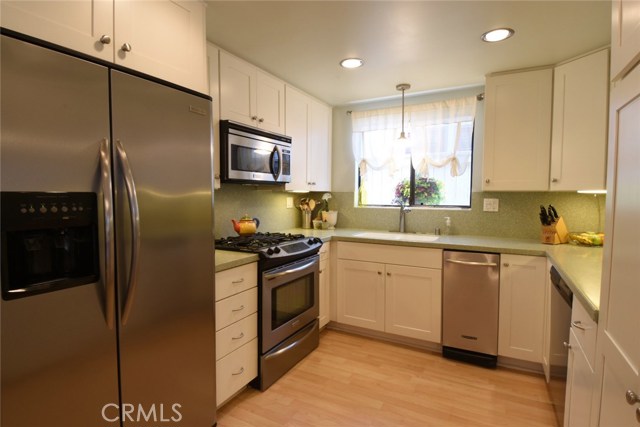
[215,228,602,321]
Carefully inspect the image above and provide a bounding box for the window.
[352,96,476,208]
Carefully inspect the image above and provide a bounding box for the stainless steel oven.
[257,254,319,390]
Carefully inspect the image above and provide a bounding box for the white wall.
[330,85,485,194]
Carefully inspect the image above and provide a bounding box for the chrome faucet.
[398,205,411,233]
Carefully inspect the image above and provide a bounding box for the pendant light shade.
[396,83,411,140]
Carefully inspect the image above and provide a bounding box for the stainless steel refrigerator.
[0,34,216,426]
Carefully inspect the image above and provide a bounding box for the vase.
[301,210,312,229]
[321,210,338,229]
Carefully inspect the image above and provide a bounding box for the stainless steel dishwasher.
[442,250,500,367]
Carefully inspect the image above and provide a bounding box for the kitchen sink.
[354,231,439,243]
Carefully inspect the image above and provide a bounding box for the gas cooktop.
[215,232,323,263]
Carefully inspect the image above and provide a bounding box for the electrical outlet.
[483,198,499,212]
[286,197,294,209]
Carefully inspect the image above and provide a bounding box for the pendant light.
[396,83,411,139]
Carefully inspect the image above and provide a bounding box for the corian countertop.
[215,228,602,322]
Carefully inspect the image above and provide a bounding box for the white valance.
[351,96,476,178]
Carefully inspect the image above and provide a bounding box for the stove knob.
[266,248,274,255]
[308,238,314,245]
[273,247,281,254]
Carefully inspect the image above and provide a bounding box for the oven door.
[261,255,319,353]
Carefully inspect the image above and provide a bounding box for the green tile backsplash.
[214,185,605,240]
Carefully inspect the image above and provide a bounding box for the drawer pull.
[232,332,245,340]
[232,305,245,312]
[232,367,245,376]
[626,390,640,405]
[231,278,245,284]
[571,320,593,331]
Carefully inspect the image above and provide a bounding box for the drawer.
[337,242,442,269]
[216,312,258,361]
[215,263,257,301]
[571,297,597,369]
[215,287,258,331]
[216,338,258,407]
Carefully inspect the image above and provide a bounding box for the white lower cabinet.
[564,297,597,427]
[214,262,258,407]
[498,254,546,363]
[318,243,331,328]
[336,243,442,343]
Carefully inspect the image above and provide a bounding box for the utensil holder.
[301,211,311,229]
[541,216,569,244]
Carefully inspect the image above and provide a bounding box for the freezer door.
[110,71,216,426]
[0,35,119,426]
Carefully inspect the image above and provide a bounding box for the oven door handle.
[264,259,317,280]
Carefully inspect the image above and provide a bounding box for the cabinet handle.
[232,305,245,312]
[99,35,112,45]
[258,118,264,123]
[626,390,640,405]
[386,272,391,276]
[232,367,245,376]
[571,320,593,331]
[231,278,245,284]
[377,271,382,275]
[551,178,559,183]
[485,179,491,184]
[563,341,571,350]
[503,263,510,267]
[251,116,258,121]
[232,332,245,340]
[121,43,132,52]
[319,269,324,274]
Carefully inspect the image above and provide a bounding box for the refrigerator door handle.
[115,139,141,326]
[99,138,116,330]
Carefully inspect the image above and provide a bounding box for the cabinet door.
[256,70,285,134]
[550,49,609,191]
[611,0,640,80]
[336,259,385,331]
[385,265,441,342]
[597,59,640,427]
[565,329,595,427]
[308,98,332,191]
[284,85,310,191]
[114,0,207,93]
[0,0,113,61]
[498,254,546,362]
[318,245,331,328]
[483,69,552,191]
[220,51,256,126]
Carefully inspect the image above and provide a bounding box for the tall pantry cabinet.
[594,1,640,425]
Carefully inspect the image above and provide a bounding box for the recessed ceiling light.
[340,58,364,69]
[481,28,515,43]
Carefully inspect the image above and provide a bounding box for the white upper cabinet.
[550,49,609,191]
[483,68,553,191]
[610,0,640,81]
[284,85,332,192]
[219,51,285,134]
[1,0,208,94]
[1,0,113,61]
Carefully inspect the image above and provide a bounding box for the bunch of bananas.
[568,232,604,246]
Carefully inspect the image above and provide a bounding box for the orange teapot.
[231,215,260,236]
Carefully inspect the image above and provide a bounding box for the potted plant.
[392,177,443,206]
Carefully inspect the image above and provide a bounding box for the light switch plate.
[286,197,294,209]
[483,198,499,212]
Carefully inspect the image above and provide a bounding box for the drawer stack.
[215,263,258,406]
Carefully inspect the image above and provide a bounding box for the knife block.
[541,216,569,244]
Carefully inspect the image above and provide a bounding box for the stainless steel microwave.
[220,120,291,184]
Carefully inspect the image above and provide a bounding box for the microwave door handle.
[115,140,141,326]
[99,138,116,330]
[271,146,282,180]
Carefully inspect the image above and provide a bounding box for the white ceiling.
[205,1,611,106]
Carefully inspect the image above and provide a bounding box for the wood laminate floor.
[217,329,557,427]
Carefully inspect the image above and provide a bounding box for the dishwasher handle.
[445,258,498,267]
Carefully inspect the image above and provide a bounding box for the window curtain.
[351,96,476,178]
